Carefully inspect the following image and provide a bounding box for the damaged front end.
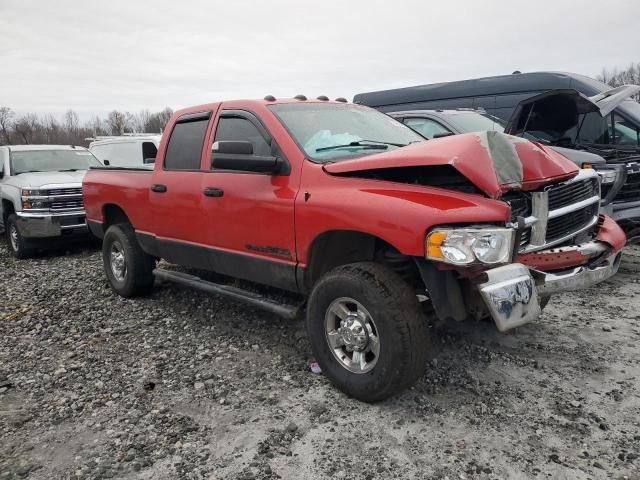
[415,169,625,332]
[324,130,625,332]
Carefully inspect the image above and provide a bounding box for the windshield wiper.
[316,141,390,153]
[357,139,408,147]
[14,170,44,175]
[59,168,79,172]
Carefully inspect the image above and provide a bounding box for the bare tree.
[13,114,39,144]
[64,110,80,136]
[106,110,134,135]
[0,107,14,145]
[133,109,151,133]
[146,107,173,133]
[597,62,640,101]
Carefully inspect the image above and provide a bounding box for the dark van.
[355,72,640,242]
[353,71,640,136]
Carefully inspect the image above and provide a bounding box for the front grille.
[614,168,640,203]
[519,228,531,248]
[45,187,83,196]
[51,199,84,211]
[546,203,599,243]
[547,176,598,210]
[517,170,600,252]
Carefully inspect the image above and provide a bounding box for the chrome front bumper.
[478,250,622,332]
[16,211,87,238]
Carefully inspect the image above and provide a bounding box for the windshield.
[447,112,506,133]
[269,103,423,162]
[11,149,102,175]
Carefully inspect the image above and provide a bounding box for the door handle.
[203,187,224,198]
[151,184,167,193]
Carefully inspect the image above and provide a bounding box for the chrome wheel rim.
[109,241,127,281]
[9,224,19,252]
[324,297,380,374]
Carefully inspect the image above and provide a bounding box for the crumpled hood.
[10,170,87,188]
[323,131,578,199]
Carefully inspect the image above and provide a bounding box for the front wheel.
[102,224,155,297]
[307,262,430,402]
[6,214,34,259]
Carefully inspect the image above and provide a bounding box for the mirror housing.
[433,132,455,139]
[212,141,280,173]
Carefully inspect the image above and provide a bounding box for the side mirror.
[103,159,110,166]
[433,132,455,139]
[212,141,280,173]
[143,158,156,164]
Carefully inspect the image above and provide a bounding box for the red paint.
[516,249,591,271]
[83,99,623,282]
[324,133,578,199]
[595,215,627,254]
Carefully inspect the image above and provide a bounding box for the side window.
[403,118,452,139]
[142,142,158,164]
[612,113,640,146]
[214,117,271,157]
[164,117,209,170]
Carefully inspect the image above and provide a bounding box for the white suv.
[89,135,161,167]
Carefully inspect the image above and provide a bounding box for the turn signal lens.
[426,231,446,259]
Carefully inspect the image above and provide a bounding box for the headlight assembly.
[426,227,515,266]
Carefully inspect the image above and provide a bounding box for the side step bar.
[153,268,302,320]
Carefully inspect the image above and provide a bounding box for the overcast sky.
[1,0,638,119]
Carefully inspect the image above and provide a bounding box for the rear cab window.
[164,113,210,170]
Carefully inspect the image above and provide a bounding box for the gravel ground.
[1,240,640,480]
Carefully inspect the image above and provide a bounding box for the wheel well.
[304,230,414,290]
[103,204,131,229]
[2,199,15,224]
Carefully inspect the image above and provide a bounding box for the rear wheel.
[6,214,33,259]
[102,224,155,297]
[307,262,430,402]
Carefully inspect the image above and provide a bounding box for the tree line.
[0,107,173,146]
[597,62,640,101]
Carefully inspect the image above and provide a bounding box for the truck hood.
[323,131,578,199]
[9,170,88,188]
[505,85,640,137]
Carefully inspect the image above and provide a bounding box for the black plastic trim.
[135,233,299,292]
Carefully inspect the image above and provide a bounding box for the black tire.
[6,214,34,259]
[102,223,155,297]
[307,262,430,402]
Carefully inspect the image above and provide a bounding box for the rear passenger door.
[150,111,212,254]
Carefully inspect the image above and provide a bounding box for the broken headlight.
[426,227,515,266]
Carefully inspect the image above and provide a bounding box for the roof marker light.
[294,94,307,101]
[264,95,276,101]
[316,95,329,101]
[335,97,347,103]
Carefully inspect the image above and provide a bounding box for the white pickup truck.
[0,145,102,258]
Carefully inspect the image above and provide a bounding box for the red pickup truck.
[83,97,626,402]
